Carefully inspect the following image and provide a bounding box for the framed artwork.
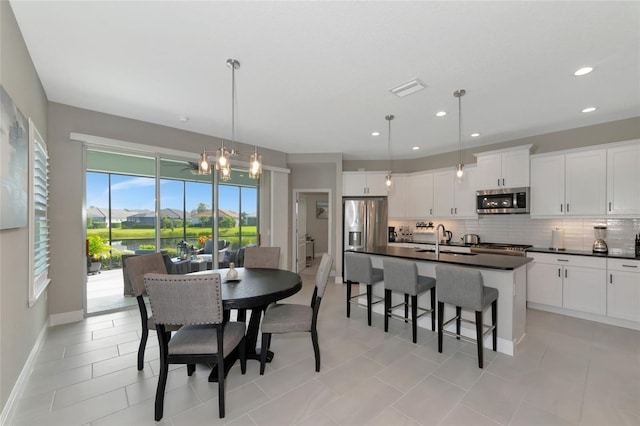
[0,85,29,230]
[316,201,328,219]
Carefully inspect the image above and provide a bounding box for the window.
[28,120,50,306]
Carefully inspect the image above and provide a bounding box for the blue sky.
[86,172,257,213]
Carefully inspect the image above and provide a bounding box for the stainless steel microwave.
[476,187,530,214]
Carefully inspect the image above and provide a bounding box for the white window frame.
[28,118,50,307]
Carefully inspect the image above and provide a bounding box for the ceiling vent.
[389,79,426,97]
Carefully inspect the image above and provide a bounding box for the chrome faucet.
[435,223,446,258]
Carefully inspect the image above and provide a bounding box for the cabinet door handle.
[451,208,453,215]
[429,208,432,215]
[566,204,570,213]
[557,259,569,262]
[455,208,457,214]
[497,178,500,186]
[565,269,568,278]
[609,202,612,212]
[502,178,505,186]
[558,268,561,277]
[610,274,613,284]
[622,264,638,268]
[560,204,563,213]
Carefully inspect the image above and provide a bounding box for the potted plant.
[87,235,111,274]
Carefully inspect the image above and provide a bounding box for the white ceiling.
[9,1,640,160]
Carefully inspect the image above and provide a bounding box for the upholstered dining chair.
[243,246,281,269]
[125,253,181,370]
[259,253,333,375]
[144,272,247,420]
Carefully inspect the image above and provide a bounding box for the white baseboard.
[1,322,48,426]
[49,309,84,326]
[527,302,640,331]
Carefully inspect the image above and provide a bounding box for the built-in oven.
[476,187,530,214]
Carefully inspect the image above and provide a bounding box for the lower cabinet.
[526,253,606,316]
[607,259,640,322]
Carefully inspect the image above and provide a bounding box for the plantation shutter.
[29,127,50,306]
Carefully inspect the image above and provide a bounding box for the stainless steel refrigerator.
[343,197,388,255]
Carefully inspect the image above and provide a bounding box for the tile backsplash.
[389,216,640,254]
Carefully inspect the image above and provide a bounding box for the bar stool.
[344,252,384,326]
[383,258,436,343]
[435,265,498,368]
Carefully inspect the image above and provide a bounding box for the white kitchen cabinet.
[387,174,408,218]
[343,171,388,196]
[526,253,606,315]
[475,145,532,190]
[607,258,640,322]
[607,142,640,216]
[408,172,434,218]
[530,148,606,216]
[433,167,477,218]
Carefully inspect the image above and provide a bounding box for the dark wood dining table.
[189,267,302,379]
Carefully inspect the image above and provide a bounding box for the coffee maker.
[592,226,608,253]
[388,226,397,242]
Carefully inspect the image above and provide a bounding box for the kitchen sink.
[414,249,477,256]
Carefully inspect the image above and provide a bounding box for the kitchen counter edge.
[527,247,640,260]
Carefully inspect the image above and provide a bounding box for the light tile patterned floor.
[9,262,640,425]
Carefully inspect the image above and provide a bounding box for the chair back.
[244,247,280,269]
[125,253,168,297]
[383,257,418,294]
[145,273,223,326]
[435,265,484,311]
[344,252,374,284]
[315,253,334,299]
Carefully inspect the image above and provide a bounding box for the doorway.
[293,189,332,274]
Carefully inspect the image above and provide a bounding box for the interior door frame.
[292,188,332,273]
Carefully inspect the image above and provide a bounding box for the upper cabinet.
[407,172,434,218]
[433,166,477,219]
[387,174,408,218]
[530,148,607,216]
[343,171,388,196]
[607,142,640,215]
[475,145,532,190]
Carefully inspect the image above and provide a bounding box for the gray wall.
[0,1,49,413]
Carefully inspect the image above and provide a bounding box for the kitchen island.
[347,246,532,355]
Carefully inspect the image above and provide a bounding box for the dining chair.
[244,246,281,269]
[145,272,247,420]
[435,265,498,368]
[125,253,181,370]
[259,253,333,374]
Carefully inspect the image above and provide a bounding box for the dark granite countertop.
[391,241,473,248]
[527,247,640,260]
[350,246,531,270]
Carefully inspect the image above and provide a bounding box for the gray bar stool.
[435,265,498,368]
[344,252,384,326]
[383,257,436,343]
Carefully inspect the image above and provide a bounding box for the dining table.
[189,267,303,380]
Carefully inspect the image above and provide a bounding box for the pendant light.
[198,59,262,180]
[454,89,466,179]
[385,114,394,188]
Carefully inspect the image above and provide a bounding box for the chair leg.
[137,327,148,370]
[430,288,436,331]
[312,329,320,372]
[475,310,484,369]
[218,354,225,418]
[346,280,352,318]
[237,309,247,322]
[260,333,271,375]
[492,300,498,351]
[404,294,409,323]
[154,358,168,421]
[384,289,391,332]
[456,306,462,339]
[187,364,196,376]
[367,284,373,326]
[437,301,444,353]
[239,336,247,375]
[411,295,418,344]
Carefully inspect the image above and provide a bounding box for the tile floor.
[8,261,640,426]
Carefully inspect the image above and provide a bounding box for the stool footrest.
[349,293,383,304]
[387,303,432,322]
[442,315,496,341]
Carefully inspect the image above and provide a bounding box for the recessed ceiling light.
[582,107,597,113]
[470,133,480,137]
[371,131,380,136]
[436,111,447,117]
[574,67,594,76]
[178,115,190,122]
[389,79,426,97]
[412,146,420,150]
